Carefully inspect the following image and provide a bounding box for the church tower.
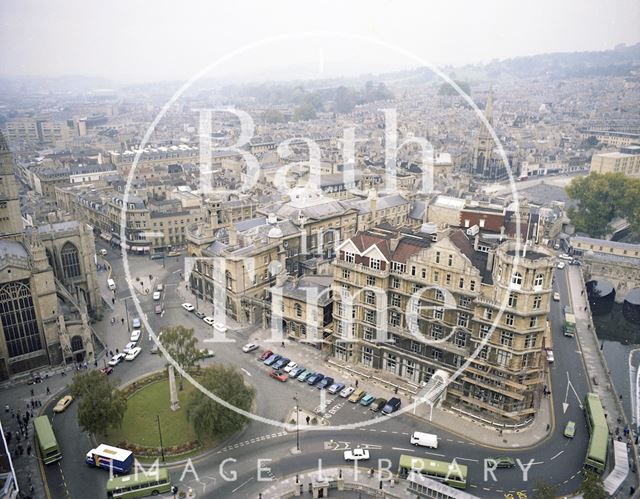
[472,85,496,180]
[0,131,24,240]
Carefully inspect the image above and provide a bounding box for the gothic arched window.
[0,281,42,357]
[60,242,81,279]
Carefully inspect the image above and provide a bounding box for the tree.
[579,471,606,499]
[160,325,203,389]
[262,109,285,124]
[534,481,558,499]
[293,102,317,121]
[334,86,357,113]
[438,80,471,96]
[186,365,255,439]
[70,370,127,436]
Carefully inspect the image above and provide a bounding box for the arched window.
[60,242,81,279]
[511,272,523,286]
[70,335,84,352]
[0,281,42,358]
[534,273,544,287]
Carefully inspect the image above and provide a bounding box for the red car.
[259,350,273,361]
[269,370,288,382]
[101,366,113,375]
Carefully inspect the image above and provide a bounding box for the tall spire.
[485,84,494,123]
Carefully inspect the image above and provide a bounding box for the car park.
[557,262,566,269]
[343,448,370,462]
[490,456,515,468]
[259,350,273,361]
[132,317,141,328]
[382,397,401,414]
[307,373,324,386]
[213,322,228,333]
[328,383,345,395]
[553,292,560,301]
[348,389,366,403]
[194,311,206,319]
[289,366,305,378]
[360,394,375,406]
[297,370,314,382]
[242,343,259,353]
[371,398,387,412]
[153,291,161,301]
[100,366,113,375]
[564,421,576,438]
[340,386,355,398]
[53,395,74,413]
[316,377,334,389]
[269,370,288,382]
[283,361,298,373]
[155,304,162,314]
[264,354,281,366]
[125,347,142,361]
[130,330,141,342]
[123,341,137,353]
[182,303,195,312]
[108,353,126,366]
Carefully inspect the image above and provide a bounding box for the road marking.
[392,447,415,452]
[455,457,479,463]
[241,368,252,377]
[550,450,564,460]
[231,477,254,493]
[422,451,446,457]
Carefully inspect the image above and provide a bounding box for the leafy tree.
[160,325,203,389]
[334,86,358,113]
[293,102,317,121]
[582,136,599,148]
[261,109,285,124]
[70,370,127,436]
[186,365,255,439]
[534,481,558,499]
[579,471,606,499]
[438,80,471,96]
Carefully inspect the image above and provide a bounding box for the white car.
[123,341,137,353]
[340,386,356,398]
[130,329,141,342]
[153,291,161,301]
[344,448,370,461]
[108,353,126,366]
[553,292,561,301]
[182,303,195,312]
[546,350,555,363]
[283,361,298,373]
[213,322,228,333]
[125,347,142,361]
[203,316,215,326]
[557,262,566,270]
[242,343,259,353]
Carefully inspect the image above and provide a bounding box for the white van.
[107,278,116,291]
[410,431,438,449]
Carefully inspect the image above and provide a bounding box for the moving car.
[258,350,273,361]
[264,354,281,366]
[410,432,438,448]
[343,448,370,462]
[107,278,116,291]
[99,248,108,256]
[182,303,195,312]
[564,421,576,438]
[553,292,560,301]
[194,311,206,319]
[108,353,126,366]
[242,343,259,353]
[370,398,387,412]
[269,370,288,382]
[328,383,345,395]
[125,347,142,361]
[53,395,74,413]
[132,317,141,328]
[348,389,366,403]
[359,394,375,406]
[382,397,401,414]
[490,456,515,468]
[123,341,137,353]
[213,322,228,333]
[203,316,215,326]
[546,349,555,363]
[100,366,113,375]
[283,361,298,373]
[307,373,324,386]
[153,291,161,301]
[339,386,355,398]
[558,254,573,261]
[289,366,305,378]
[130,330,141,342]
[297,370,314,382]
[155,304,162,314]
[167,250,180,257]
[570,259,581,266]
[316,377,334,390]
[557,262,566,270]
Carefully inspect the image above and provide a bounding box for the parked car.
[557,262,566,270]
[349,389,366,403]
[269,370,288,382]
[382,397,401,414]
[258,350,273,361]
[264,354,281,366]
[564,421,576,438]
[154,304,162,314]
[272,358,290,370]
[343,448,370,462]
[370,398,387,412]
[130,330,141,342]
[132,317,141,328]
[53,395,74,413]
[194,311,206,319]
[283,361,298,373]
[242,343,259,353]
[203,316,215,326]
[553,292,560,301]
[546,350,555,363]
[570,259,581,266]
[153,291,161,301]
[156,283,164,292]
[359,394,376,406]
[289,366,305,378]
[213,322,228,333]
[328,383,345,395]
[167,250,180,257]
[108,353,126,366]
[100,366,113,375]
[125,346,142,361]
[123,341,137,353]
[490,456,515,468]
[182,303,195,312]
[307,373,324,386]
[297,370,314,382]
[340,386,355,398]
[316,377,334,389]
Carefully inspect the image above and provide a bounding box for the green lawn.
[106,379,197,448]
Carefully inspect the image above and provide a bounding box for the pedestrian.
[112,297,115,305]
[546,423,550,431]
[18,445,23,455]
[46,386,50,395]
[281,341,285,348]
[27,445,31,456]
[121,318,125,325]
[30,388,34,397]
[6,432,11,445]
[394,386,398,394]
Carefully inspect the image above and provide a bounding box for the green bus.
[584,392,608,473]
[398,455,468,489]
[33,415,62,464]
[106,468,173,498]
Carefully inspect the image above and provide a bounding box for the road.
[38,247,594,498]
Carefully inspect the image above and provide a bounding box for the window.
[484,308,493,320]
[524,333,536,348]
[389,311,401,327]
[364,328,375,341]
[365,291,376,305]
[433,271,439,283]
[391,277,400,289]
[435,289,444,301]
[362,347,373,366]
[431,349,443,361]
[433,308,443,320]
[445,274,451,285]
[534,273,544,287]
[435,251,441,264]
[479,324,490,339]
[365,310,376,324]
[458,277,464,289]
[529,316,538,328]
[294,303,302,318]
[60,242,81,279]
[0,281,42,358]
[457,313,469,327]
[386,353,398,373]
[460,296,470,308]
[411,341,421,354]
[500,331,513,347]
[342,269,351,280]
[496,350,511,367]
[366,275,376,287]
[448,254,453,267]
[421,268,427,279]
[370,259,381,270]
[508,292,518,308]
[455,331,466,348]
[478,346,488,360]
[533,295,542,309]
[411,266,416,276]
[391,294,401,307]
[345,252,355,263]
[511,272,523,286]
[431,324,443,339]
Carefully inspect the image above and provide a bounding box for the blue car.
[273,357,290,370]
[316,377,334,389]
[264,354,281,366]
[328,383,345,395]
[289,366,305,378]
[297,370,314,382]
[360,394,376,406]
[307,373,324,386]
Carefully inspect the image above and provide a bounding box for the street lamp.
[156,415,165,463]
[293,394,300,452]
[124,297,131,333]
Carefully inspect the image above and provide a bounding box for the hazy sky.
[1,0,639,83]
